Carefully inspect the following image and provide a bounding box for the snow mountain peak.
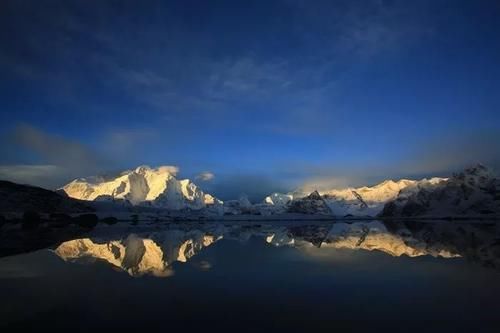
[61,165,220,210]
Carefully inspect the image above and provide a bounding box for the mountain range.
[262,177,447,216]
[262,165,500,218]
[59,164,450,217]
[1,164,499,218]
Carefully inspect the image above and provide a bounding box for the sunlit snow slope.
[61,166,220,210]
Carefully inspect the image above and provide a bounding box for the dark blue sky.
[1,0,500,200]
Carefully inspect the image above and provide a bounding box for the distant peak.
[452,164,496,182]
[464,163,492,175]
[371,179,412,190]
[308,190,322,200]
[375,179,396,187]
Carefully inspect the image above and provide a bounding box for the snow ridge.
[262,177,447,217]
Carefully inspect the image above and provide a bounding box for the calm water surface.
[1,220,499,332]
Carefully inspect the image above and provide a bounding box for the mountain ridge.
[381,164,500,217]
[263,176,448,217]
[3,164,498,218]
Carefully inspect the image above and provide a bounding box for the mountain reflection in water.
[54,221,500,277]
[2,220,500,331]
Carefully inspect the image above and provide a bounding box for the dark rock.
[380,201,397,217]
[308,190,322,200]
[287,191,333,215]
[0,180,93,214]
[55,189,69,197]
[352,191,368,209]
[401,201,426,216]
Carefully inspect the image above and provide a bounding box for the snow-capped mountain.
[61,165,221,210]
[381,164,500,217]
[57,164,499,217]
[323,178,447,216]
[262,177,447,217]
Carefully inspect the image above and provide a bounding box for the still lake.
[1,220,499,331]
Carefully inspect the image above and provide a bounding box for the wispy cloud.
[0,124,106,188]
[286,0,431,58]
[0,124,165,189]
[100,128,159,158]
[3,0,484,198]
[196,171,215,182]
[0,165,63,188]
[11,124,105,175]
[1,0,435,140]
[0,119,196,188]
[157,166,179,176]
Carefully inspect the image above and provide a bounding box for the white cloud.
[158,166,180,176]
[196,171,215,182]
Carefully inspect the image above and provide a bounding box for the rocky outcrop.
[287,191,333,215]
